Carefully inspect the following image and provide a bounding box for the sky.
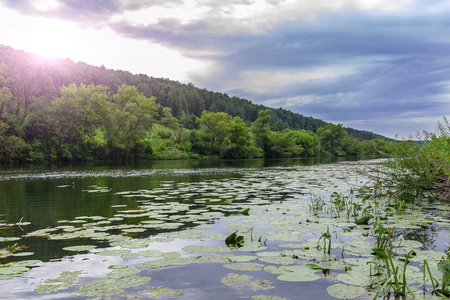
[0,0,449,139]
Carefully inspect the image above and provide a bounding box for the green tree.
[0,63,13,119]
[250,109,272,156]
[293,130,318,157]
[223,116,250,159]
[342,136,364,156]
[105,85,159,157]
[161,107,183,144]
[316,123,348,156]
[0,121,27,162]
[271,129,303,158]
[51,83,110,160]
[197,110,234,154]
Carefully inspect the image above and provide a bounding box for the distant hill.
[0,45,385,140]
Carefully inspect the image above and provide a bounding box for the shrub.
[369,117,450,201]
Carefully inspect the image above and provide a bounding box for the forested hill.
[0,45,384,140]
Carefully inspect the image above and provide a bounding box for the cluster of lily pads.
[1,160,450,299]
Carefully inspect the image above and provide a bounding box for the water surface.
[0,158,448,299]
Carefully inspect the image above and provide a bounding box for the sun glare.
[26,18,82,59]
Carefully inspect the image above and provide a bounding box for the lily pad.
[326,283,367,299]
[228,255,258,262]
[0,266,30,279]
[35,271,84,293]
[336,272,372,286]
[62,245,97,252]
[96,249,131,256]
[143,287,183,297]
[11,252,34,257]
[72,278,124,297]
[221,273,274,291]
[108,267,141,279]
[276,266,321,282]
[223,263,265,271]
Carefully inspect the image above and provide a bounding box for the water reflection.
[0,158,448,300]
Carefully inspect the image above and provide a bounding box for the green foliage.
[270,129,303,158]
[105,84,159,156]
[222,117,250,159]
[0,46,390,163]
[51,84,110,160]
[436,254,450,296]
[225,231,245,248]
[161,107,183,144]
[293,130,319,157]
[370,118,450,201]
[250,109,272,156]
[197,111,234,155]
[0,121,27,162]
[317,123,347,156]
[318,226,331,254]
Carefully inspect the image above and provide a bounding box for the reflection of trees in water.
[392,224,439,251]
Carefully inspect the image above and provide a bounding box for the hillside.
[0,45,384,140]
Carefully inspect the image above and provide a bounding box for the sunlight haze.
[0,0,448,138]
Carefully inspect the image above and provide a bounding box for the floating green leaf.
[221,273,274,291]
[223,263,265,271]
[240,208,250,215]
[143,287,183,297]
[355,216,371,225]
[62,245,97,252]
[108,267,141,279]
[35,271,84,293]
[228,255,258,262]
[326,283,367,299]
[72,278,124,297]
[276,265,321,282]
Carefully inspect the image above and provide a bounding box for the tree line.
[0,45,386,139]
[0,78,389,163]
[0,45,391,163]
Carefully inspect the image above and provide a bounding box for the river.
[0,158,448,299]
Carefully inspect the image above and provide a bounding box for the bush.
[369,117,450,201]
[154,147,188,160]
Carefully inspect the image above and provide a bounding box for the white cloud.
[0,4,204,83]
[352,0,410,11]
[227,66,355,93]
[32,0,59,11]
[119,2,209,26]
[165,0,414,35]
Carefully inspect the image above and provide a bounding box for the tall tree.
[0,64,13,120]
[161,107,183,144]
[197,110,234,154]
[51,84,110,159]
[316,123,348,156]
[223,116,250,159]
[271,129,303,158]
[105,85,159,155]
[250,109,272,156]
